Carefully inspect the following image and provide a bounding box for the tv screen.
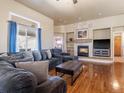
[93,39,110,49]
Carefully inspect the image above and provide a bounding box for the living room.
[0,0,124,93]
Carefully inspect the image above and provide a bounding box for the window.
[54,36,63,49]
[16,25,37,52]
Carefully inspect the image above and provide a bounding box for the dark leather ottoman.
[55,61,83,85]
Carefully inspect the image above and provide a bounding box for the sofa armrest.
[73,56,79,60]
[53,54,63,60]
[0,53,4,55]
[36,76,67,93]
[0,65,37,93]
[52,55,63,64]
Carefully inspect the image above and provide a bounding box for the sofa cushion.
[0,61,37,93]
[9,52,24,59]
[0,56,17,67]
[36,76,67,93]
[49,58,60,70]
[46,50,52,59]
[0,61,14,68]
[52,49,62,55]
[41,51,48,60]
[22,51,34,61]
[33,50,42,61]
[49,58,59,64]
[15,61,49,85]
[0,53,8,57]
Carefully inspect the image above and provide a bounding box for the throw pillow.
[46,50,52,59]
[32,50,42,61]
[15,61,49,85]
[0,53,8,57]
[41,51,48,60]
[22,51,34,61]
[10,52,24,59]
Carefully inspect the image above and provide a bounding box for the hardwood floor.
[114,57,124,63]
[50,62,124,93]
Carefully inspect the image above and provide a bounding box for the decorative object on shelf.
[69,38,73,42]
[66,32,74,55]
[76,28,88,39]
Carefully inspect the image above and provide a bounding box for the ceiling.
[15,0,124,26]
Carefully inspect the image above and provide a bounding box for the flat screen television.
[93,39,110,49]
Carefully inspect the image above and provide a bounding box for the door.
[114,36,122,56]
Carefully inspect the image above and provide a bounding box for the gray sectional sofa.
[0,48,78,93]
[51,48,78,63]
[2,50,62,70]
[1,49,78,70]
[0,59,66,93]
[0,49,67,93]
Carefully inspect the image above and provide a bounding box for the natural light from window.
[16,25,37,52]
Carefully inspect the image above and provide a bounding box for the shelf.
[75,39,92,43]
[66,32,74,34]
[66,32,74,55]
[66,41,74,43]
[67,46,74,48]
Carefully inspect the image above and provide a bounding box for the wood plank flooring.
[50,62,124,93]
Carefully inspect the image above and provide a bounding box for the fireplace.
[78,46,89,57]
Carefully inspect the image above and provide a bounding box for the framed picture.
[76,28,88,39]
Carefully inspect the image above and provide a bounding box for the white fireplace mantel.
[74,42,93,57]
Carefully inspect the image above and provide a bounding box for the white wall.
[0,0,54,52]
[55,14,124,57]
[54,26,66,33]
[55,14,124,36]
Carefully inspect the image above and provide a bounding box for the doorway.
[114,36,122,57]
[114,35,124,62]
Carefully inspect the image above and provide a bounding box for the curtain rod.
[7,21,38,28]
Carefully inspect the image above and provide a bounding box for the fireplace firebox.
[78,46,89,57]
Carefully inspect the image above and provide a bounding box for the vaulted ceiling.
[15,0,124,26]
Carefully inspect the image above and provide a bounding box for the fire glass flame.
[80,48,88,53]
